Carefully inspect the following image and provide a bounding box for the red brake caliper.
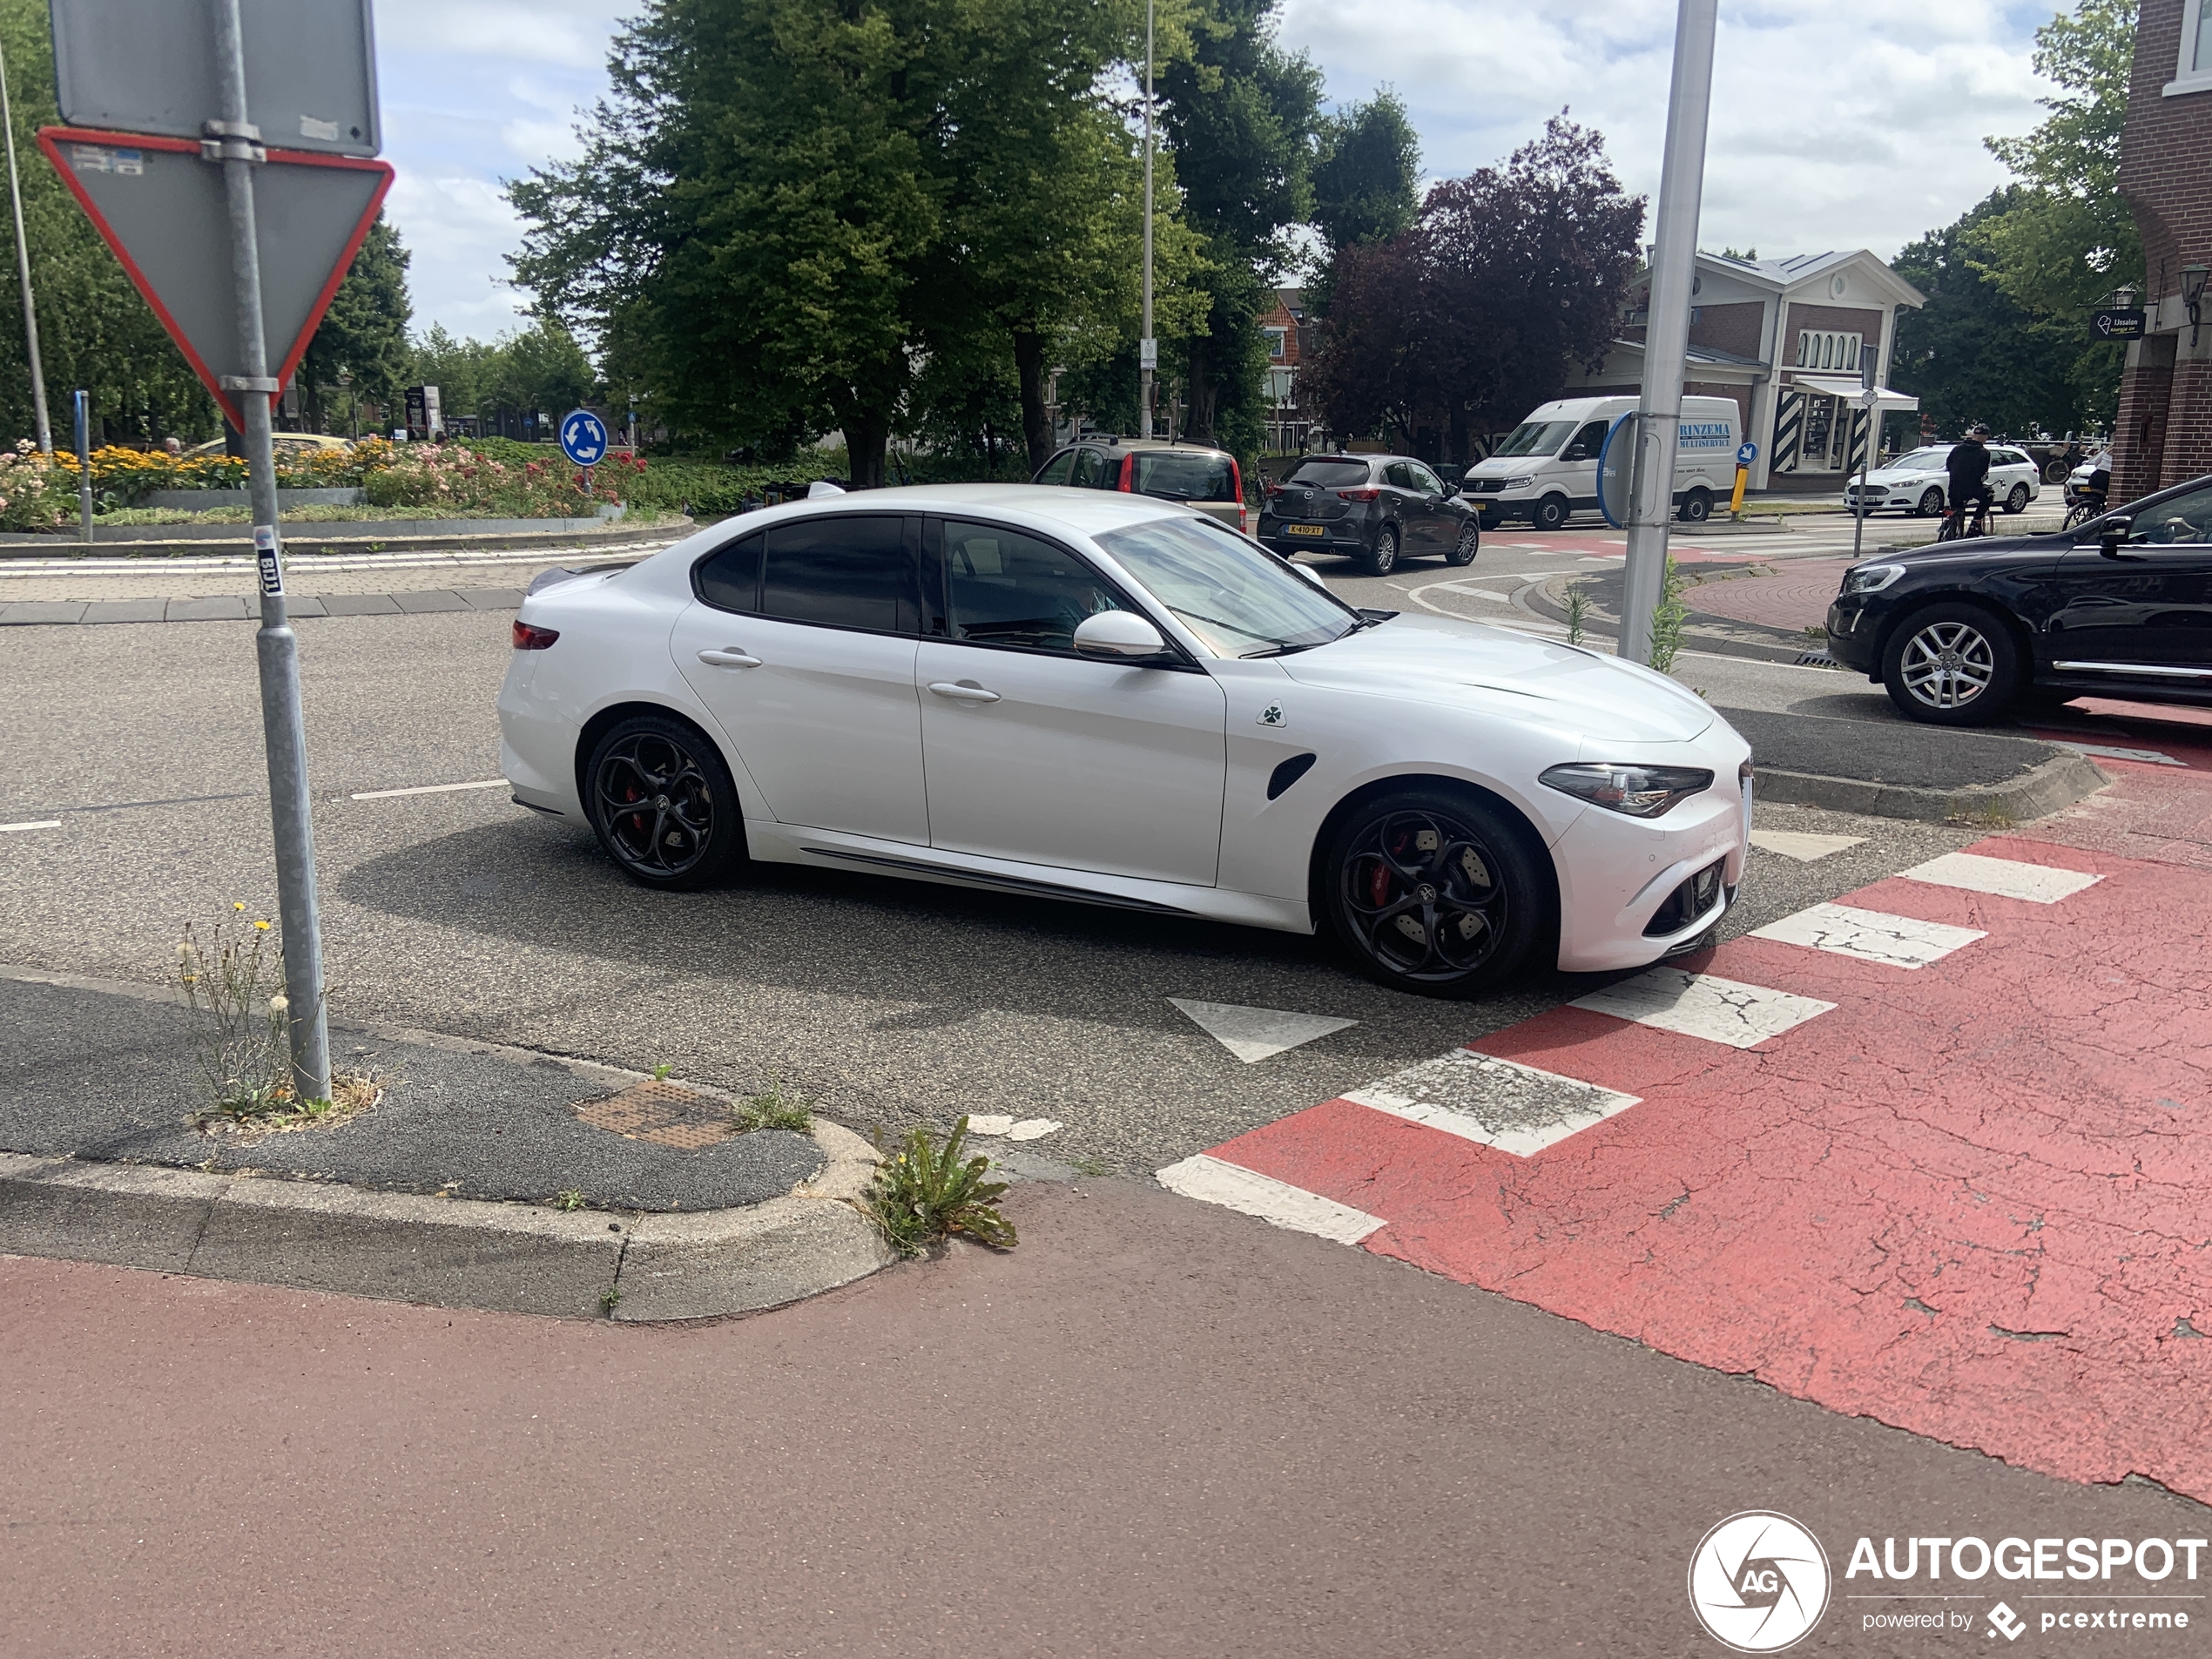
[1369,860,1392,908]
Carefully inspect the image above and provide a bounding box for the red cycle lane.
[1181,795,2212,1501]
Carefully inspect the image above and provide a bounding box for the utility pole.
[1139,0,1155,442]
[1618,0,1717,666]
[211,0,332,1104]
[0,35,51,454]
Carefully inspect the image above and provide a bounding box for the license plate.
[1283,523,1325,536]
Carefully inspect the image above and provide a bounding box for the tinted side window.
[1070,448,1108,489]
[696,532,764,612]
[760,516,913,632]
[2134,485,2212,545]
[942,520,1130,654]
[1407,462,1443,495]
[1035,450,1076,486]
[1383,462,1413,489]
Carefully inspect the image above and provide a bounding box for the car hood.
[1851,530,2067,578]
[1278,613,1716,743]
[1859,469,1941,485]
[1465,455,1554,478]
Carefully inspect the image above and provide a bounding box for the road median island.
[0,514,691,561]
[0,968,891,1320]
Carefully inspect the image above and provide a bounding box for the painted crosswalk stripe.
[1155,1154,1385,1245]
[1899,852,2103,904]
[350,779,509,802]
[1748,828,1864,862]
[1750,903,1986,969]
[0,819,61,833]
[1343,1049,1641,1157]
[1571,968,1836,1049]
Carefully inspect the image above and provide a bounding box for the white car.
[1843,444,2043,517]
[497,487,1751,995]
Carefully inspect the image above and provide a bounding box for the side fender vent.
[1266,753,1318,801]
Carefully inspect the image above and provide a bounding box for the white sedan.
[497,487,1751,995]
[1843,444,2043,517]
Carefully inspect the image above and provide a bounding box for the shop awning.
[1792,375,1919,412]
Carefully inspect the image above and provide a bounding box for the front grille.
[1644,858,1726,938]
[1470,480,1506,494]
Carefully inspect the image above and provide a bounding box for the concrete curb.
[1755,751,2109,825]
[0,518,686,561]
[0,1122,891,1321]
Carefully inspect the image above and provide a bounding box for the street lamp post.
[1139,0,1155,442]
[0,33,52,454]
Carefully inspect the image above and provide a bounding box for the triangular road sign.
[1168,998,1358,1064]
[38,126,393,428]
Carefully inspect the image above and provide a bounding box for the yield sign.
[37,126,393,428]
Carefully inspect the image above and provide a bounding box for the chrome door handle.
[697,648,762,667]
[927,679,1001,703]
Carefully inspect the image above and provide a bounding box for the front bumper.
[1550,757,1752,974]
[1824,595,1878,671]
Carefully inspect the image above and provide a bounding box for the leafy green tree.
[489,317,597,420]
[0,0,218,443]
[1973,0,2138,425]
[1305,89,1419,317]
[298,216,411,434]
[1892,190,2081,439]
[1156,0,1320,453]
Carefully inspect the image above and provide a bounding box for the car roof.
[1069,436,1232,457]
[718,482,1210,537]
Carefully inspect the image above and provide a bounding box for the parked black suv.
[1826,471,2212,725]
[1257,454,1480,576]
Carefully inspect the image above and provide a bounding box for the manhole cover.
[574,1079,732,1150]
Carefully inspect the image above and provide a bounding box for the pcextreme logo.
[1689,1511,1832,1652]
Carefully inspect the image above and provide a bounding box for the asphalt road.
[0,604,1982,1179]
[4,1184,2204,1659]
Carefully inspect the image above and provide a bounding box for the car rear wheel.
[2004,482,2031,514]
[1880,603,2022,725]
[1324,789,1546,996]
[1532,494,1570,532]
[1916,486,1946,517]
[1361,523,1400,577]
[1444,520,1480,566]
[1676,487,1712,523]
[584,714,745,890]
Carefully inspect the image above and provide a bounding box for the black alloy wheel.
[1532,495,1570,532]
[1325,791,1544,995]
[584,714,744,890]
[1445,520,1480,567]
[1362,523,1400,577]
[1879,602,2022,725]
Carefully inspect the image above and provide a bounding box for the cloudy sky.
[375,0,2061,341]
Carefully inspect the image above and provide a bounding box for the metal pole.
[1851,394,1875,564]
[1619,0,1718,665]
[0,37,51,454]
[1139,0,1154,442]
[72,388,90,539]
[210,0,331,1104]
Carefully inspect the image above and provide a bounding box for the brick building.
[1563,250,1923,489]
[1258,287,1309,453]
[2112,0,2212,502]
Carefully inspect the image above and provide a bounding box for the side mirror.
[1074,610,1170,660]
[1440,480,1460,498]
[2100,515,2133,558]
[1562,446,1587,462]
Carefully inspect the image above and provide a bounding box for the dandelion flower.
[269,995,289,1013]
[232,900,246,912]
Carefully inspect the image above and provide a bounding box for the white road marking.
[1748,828,1865,861]
[2051,741,2184,767]
[1899,852,2103,904]
[1006,1118,1062,1142]
[0,819,62,833]
[1750,903,1986,969]
[350,779,509,801]
[1435,584,1515,603]
[1169,997,1356,1063]
[964,1115,1015,1135]
[1572,969,1836,1049]
[1155,1154,1385,1245]
[1344,1049,1641,1157]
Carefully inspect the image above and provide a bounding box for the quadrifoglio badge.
[1689,1514,2209,1648]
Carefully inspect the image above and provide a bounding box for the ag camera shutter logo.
[1688,1511,1831,1652]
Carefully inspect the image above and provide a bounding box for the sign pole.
[72,388,91,539]
[211,0,330,1104]
[1619,0,1717,665]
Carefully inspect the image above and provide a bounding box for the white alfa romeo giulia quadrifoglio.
[498,485,1751,995]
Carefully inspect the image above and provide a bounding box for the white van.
[1461,395,1741,531]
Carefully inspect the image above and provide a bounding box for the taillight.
[1337,487,1380,502]
[1238,505,1250,532]
[512,620,560,650]
[1117,453,1135,491]
[1229,457,1244,502]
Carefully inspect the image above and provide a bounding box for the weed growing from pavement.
[1648,555,1689,675]
[552,1189,588,1212]
[650,1062,674,1081]
[178,907,377,1130]
[733,1077,813,1133]
[867,1116,1017,1255]
[1563,582,1590,646]
[600,1288,622,1315]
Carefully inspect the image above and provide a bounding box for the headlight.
[1501,475,1536,489]
[1841,563,1905,595]
[1540,763,1715,819]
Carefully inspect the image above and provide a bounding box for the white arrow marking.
[1169,998,1357,1063]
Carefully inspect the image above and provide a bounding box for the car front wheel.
[1917,486,1946,516]
[1324,790,1546,995]
[1880,603,2022,725]
[584,713,745,889]
[1444,520,1480,566]
[1532,494,1570,532]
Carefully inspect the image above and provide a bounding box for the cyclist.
[1943,425,1994,538]
[2061,442,2114,531]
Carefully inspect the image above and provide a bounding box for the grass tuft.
[867,1117,1016,1256]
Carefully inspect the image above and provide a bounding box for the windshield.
[1132,451,1237,502]
[1888,448,1951,470]
[1092,515,1361,658]
[1285,458,1369,488]
[1491,420,1577,458]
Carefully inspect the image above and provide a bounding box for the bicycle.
[2061,491,2107,533]
[1935,494,1993,542]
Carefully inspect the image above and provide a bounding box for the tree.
[1156,0,1320,453]
[490,317,596,420]
[1293,233,1424,446]
[1973,0,2139,425]
[1891,190,2080,438]
[1305,90,1419,316]
[298,216,412,433]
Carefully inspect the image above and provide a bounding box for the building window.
[1264,327,1288,361]
[1795,330,1862,372]
[2169,0,2212,94]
